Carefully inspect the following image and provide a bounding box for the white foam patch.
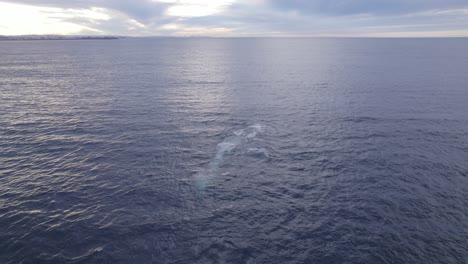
[233,130,244,136]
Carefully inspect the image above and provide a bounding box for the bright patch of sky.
[161,0,235,17]
[0,2,110,35]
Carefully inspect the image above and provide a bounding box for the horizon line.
[2,34,468,39]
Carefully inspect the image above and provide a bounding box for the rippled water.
[1,38,467,263]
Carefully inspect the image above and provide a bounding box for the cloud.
[268,0,468,16]
[1,0,169,22]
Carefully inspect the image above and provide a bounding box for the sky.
[0,0,468,37]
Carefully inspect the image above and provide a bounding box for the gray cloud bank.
[270,0,468,15]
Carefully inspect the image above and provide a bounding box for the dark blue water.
[0,38,467,264]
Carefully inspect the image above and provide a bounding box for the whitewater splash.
[194,124,267,191]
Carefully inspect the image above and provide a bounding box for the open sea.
[0,38,467,263]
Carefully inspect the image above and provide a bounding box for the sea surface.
[0,38,467,264]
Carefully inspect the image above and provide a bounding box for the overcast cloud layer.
[1,0,468,36]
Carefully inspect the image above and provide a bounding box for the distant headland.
[0,35,121,41]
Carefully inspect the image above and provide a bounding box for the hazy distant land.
[0,35,120,41]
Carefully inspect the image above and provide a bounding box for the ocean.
[0,38,467,263]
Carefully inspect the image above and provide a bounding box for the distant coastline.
[0,35,120,41]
